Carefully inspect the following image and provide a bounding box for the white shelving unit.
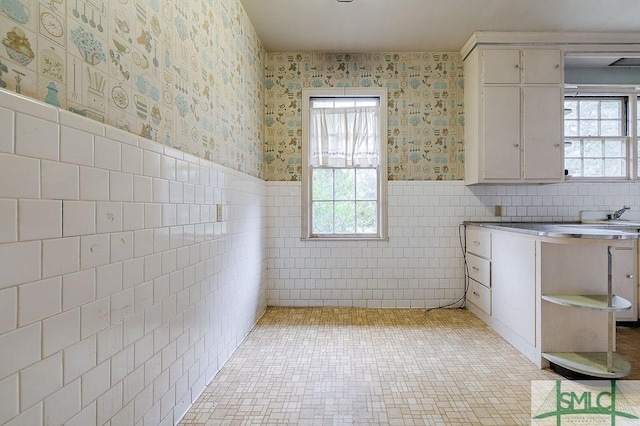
[541,246,632,378]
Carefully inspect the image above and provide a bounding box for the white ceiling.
[239,0,640,53]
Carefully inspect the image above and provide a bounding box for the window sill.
[301,236,389,242]
[564,177,633,183]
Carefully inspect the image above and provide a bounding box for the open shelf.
[542,352,632,378]
[542,294,631,311]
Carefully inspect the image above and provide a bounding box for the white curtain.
[309,106,380,167]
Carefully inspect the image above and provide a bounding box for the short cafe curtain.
[309,106,380,167]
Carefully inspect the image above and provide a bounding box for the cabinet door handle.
[473,241,480,246]
[472,266,480,272]
[514,144,520,148]
[627,274,634,279]
[473,291,480,297]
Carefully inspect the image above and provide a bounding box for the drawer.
[468,278,491,315]
[466,227,491,259]
[467,253,490,287]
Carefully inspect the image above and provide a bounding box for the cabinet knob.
[555,64,560,68]
[514,144,520,148]
[473,291,480,297]
[554,143,561,148]
[627,274,634,279]
[514,64,519,69]
[473,241,480,246]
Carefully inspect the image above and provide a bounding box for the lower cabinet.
[464,224,638,376]
[468,279,491,315]
[491,232,536,346]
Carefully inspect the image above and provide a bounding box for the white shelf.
[542,352,631,378]
[541,294,631,312]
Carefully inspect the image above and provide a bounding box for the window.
[564,97,629,178]
[302,89,388,240]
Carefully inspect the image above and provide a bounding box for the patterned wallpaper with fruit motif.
[264,52,464,181]
[0,0,265,178]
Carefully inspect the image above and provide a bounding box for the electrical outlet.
[495,205,502,217]
[216,204,223,222]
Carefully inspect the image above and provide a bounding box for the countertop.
[463,221,640,240]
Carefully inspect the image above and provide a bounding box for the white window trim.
[301,88,388,241]
[563,87,639,181]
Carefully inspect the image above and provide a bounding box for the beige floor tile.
[180,308,640,425]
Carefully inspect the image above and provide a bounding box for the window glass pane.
[355,100,378,107]
[600,120,622,136]
[583,140,602,157]
[579,120,598,136]
[565,159,582,177]
[312,169,333,200]
[312,202,333,234]
[356,168,377,200]
[601,101,621,119]
[579,101,599,119]
[334,99,355,108]
[311,99,335,108]
[334,201,355,233]
[564,140,581,158]
[564,120,578,137]
[583,159,603,177]
[564,101,578,119]
[604,140,625,157]
[334,169,355,200]
[356,201,377,233]
[604,159,625,177]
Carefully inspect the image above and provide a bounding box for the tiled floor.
[180,308,640,425]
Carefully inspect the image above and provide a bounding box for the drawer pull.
[473,241,480,246]
[473,291,480,297]
[472,266,480,272]
[627,274,634,279]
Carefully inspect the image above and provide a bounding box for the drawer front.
[466,228,491,259]
[467,253,490,287]
[468,278,491,315]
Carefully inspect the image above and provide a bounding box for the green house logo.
[532,380,640,425]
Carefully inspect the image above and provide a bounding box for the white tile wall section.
[267,180,640,308]
[0,89,268,425]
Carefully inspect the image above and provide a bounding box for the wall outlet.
[216,204,223,222]
[494,205,502,217]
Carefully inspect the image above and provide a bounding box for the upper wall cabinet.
[464,46,564,184]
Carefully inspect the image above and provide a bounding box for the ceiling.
[238,0,640,53]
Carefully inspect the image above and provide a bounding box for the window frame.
[301,88,388,241]
[563,89,639,181]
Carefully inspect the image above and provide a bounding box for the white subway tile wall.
[0,89,268,425]
[267,181,640,308]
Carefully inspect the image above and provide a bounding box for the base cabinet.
[464,225,637,377]
[491,232,536,346]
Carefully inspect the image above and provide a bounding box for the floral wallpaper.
[0,0,265,178]
[264,52,464,181]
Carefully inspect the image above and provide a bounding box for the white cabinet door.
[483,49,521,84]
[523,49,562,84]
[523,86,564,180]
[613,245,638,321]
[492,232,536,346]
[483,86,521,180]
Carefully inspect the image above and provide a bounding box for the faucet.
[609,205,630,220]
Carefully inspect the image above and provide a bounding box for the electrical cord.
[423,224,470,313]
